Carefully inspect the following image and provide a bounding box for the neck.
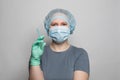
[50,40,70,52]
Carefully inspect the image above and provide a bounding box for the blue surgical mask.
[49,26,70,43]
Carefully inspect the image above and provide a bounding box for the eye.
[50,23,58,26]
[61,22,68,26]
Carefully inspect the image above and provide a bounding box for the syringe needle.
[36,27,41,37]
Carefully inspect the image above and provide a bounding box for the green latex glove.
[29,35,46,66]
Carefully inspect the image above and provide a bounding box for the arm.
[73,71,89,80]
[29,66,44,80]
[73,48,90,80]
[28,35,46,80]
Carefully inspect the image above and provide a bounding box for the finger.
[32,40,44,46]
[37,35,44,40]
[41,42,46,50]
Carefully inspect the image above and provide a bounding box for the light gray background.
[0,0,120,80]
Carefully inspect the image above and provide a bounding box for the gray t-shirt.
[40,45,90,80]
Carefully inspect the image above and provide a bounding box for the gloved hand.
[29,35,46,66]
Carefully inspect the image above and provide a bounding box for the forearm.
[29,35,46,80]
[29,66,44,80]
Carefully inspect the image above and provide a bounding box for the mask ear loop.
[36,27,41,37]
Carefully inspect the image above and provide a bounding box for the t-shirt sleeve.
[40,61,43,71]
[74,48,90,75]
[40,55,43,71]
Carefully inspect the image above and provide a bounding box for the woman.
[29,8,90,80]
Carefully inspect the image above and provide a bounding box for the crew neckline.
[48,44,73,54]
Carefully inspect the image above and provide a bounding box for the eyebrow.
[61,22,67,24]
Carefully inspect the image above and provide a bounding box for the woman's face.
[50,19,69,28]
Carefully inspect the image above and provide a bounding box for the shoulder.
[44,44,49,48]
[43,44,50,51]
[72,46,90,75]
[71,45,89,57]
